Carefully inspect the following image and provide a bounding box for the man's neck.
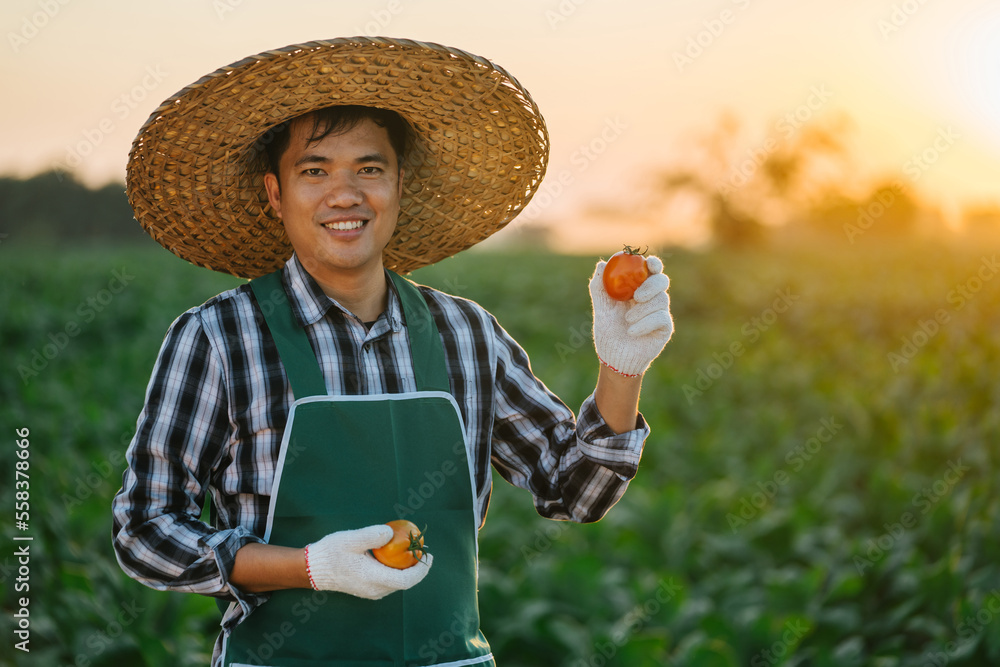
[309,263,389,323]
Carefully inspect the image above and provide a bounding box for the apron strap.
[388,271,450,394]
[250,271,328,399]
[250,268,450,398]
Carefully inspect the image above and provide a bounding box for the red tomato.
[372,520,427,569]
[603,246,650,301]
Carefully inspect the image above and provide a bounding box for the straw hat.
[126,37,549,278]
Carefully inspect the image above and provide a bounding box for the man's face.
[263,116,403,285]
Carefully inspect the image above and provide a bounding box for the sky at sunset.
[2,0,998,249]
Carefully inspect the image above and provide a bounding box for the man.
[113,37,673,666]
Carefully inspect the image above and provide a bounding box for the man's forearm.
[230,542,311,593]
[594,363,643,434]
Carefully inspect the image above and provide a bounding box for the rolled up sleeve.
[575,393,649,480]
[111,310,265,617]
[489,317,649,523]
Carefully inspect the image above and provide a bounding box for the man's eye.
[360,166,382,175]
[303,168,324,176]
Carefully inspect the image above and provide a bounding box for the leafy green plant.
[3,238,1000,666]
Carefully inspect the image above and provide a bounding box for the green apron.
[220,270,493,667]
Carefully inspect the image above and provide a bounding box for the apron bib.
[221,270,493,667]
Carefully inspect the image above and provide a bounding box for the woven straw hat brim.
[126,37,549,278]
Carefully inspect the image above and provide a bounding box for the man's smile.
[321,219,367,231]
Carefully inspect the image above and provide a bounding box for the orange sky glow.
[2,0,998,251]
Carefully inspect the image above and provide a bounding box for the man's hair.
[263,105,410,181]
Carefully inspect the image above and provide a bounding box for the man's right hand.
[304,524,432,599]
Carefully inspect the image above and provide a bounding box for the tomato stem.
[407,525,429,563]
[622,244,648,256]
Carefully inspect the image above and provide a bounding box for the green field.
[3,238,1000,666]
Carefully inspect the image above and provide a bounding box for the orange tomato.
[603,246,650,301]
[372,520,427,569]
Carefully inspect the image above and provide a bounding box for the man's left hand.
[589,254,673,377]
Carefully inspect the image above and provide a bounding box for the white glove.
[590,254,673,377]
[303,524,432,599]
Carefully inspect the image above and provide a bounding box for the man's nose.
[325,174,364,207]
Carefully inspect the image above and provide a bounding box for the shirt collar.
[280,253,404,333]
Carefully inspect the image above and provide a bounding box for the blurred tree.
[0,171,147,245]
[805,180,945,244]
[648,112,853,247]
[962,204,1000,238]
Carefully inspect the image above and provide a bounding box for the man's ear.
[263,172,282,218]
[397,166,404,199]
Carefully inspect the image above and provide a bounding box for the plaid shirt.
[111,253,648,654]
